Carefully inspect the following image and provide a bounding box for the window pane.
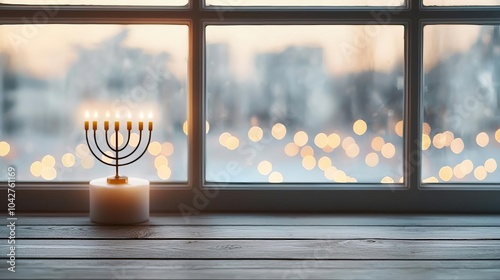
[0,25,188,182]
[206,0,405,7]
[422,25,500,184]
[205,25,405,184]
[0,0,188,6]
[424,0,500,6]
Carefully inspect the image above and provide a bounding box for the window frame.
[1,0,500,213]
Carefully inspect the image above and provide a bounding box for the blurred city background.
[0,24,498,184]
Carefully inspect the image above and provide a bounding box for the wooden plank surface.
[2,260,500,280]
[5,225,500,240]
[5,214,500,226]
[5,239,500,259]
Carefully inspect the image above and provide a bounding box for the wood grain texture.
[5,239,500,259]
[4,214,500,226]
[2,260,500,280]
[6,225,500,240]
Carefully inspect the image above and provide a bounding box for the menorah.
[84,112,153,184]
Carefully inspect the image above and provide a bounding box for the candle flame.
[93,111,98,118]
[115,112,120,119]
[85,111,89,118]
[127,112,132,119]
[140,112,144,120]
[105,111,110,118]
[148,111,153,119]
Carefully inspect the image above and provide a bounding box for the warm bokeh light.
[154,155,169,169]
[129,133,140,148]
[148,141,162,156]
[81,156,95,169]
[314,133,328,149]
[102,151,114,164]
[422,122,432,135]
[327,133,341,149]
[161,142,174,157]
[271,123,287,140]
[395,120,404,137]
[268,171,283,183]
[476,132,489,147]
[371,136,385,152]
[345,143,360,158]
[333,169,347,183]
[495,128,500,144]
[318,156,332,171]
[0,141,10,157]
[219,132,232,147]
[398,177,404,183]
[453,164,466,179]
[443,131,454,147]
[302,155,316,170]
[109,132,124,148]
[300,145,314,158]
[352,119,367,136]
[324,165,337,180]
[484,158,497,173]
[422,134,431,151]
[30,161,43,177]
[258,160,273,176]
[381,143,396,159]
[42,155,56,168]
[432,133,446,149]
[206,121,210,134]
[157,165,172,180]
[225,136,240,150]
[76,144,90,158]
[284,142,300,157]
[182,120,188,135]
[423,176,439,183]
[439,166,453,181]
[381,176,394,183]
[322,145,335,153]
[461,159,474,175]
[41,167,57,181]
[341,137,355,150]
[365,152,379,167]
[248,126,264,142]
[474,166,487,181]
[293,131,309,147]
[450,138,464,154]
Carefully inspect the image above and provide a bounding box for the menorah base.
[107,176,128,184]
[89,177,149,225]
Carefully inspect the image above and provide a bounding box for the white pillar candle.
[89,177,149,225]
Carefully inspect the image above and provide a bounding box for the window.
[1,1,500,212]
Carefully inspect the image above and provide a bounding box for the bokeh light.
[258,160,273,175]
[484,158,497,173]
[353,119,367,136]
[345,143,360,158]
[81,156,95,169]
[318,156,332,171]
[302,155,316,170]
[300,145,314,158]
[0,141,10,157]
[41,167,57,181]
[381,176,394,183]
[154,155,169,169]
[225,136,240,150]
[268,171,283,183]
[314,133,328,149]
[293,131,308,147]
[271,123,286,140]
[381,143,396,159]
[109,132,124,148]
[371,136,385,152]
[365,152,379,167]
[101,151,114,164]
[450,138,464,154]
[248,126,264,142]
[476,132,489,147]
[161,142,174,157]
[423,176,439,183]
[341,137,355,150]
[30,161,43,177]
[461,159,474,175]
[395,120,404,137]
[474,166,487,181]
[42,155,55,168]
[219,132,232,147]
[183,120,188,135]
[495,128,500,144]
[327,133,341,149]
[422,122,432,135]
[422,134,431,151]
[284,143,300,157]
[129,133,140,148]
[439,166,453,181]
[157,165,172,180]
[453,164,466,179]
[324,165,337,180]
[148,141,162,156]
[432,133,446,149]
[76,144,90,158]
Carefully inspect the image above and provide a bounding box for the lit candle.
[84,111,89,130]
[104,111,110,131]
[139,112,144,131]
[127,112,132,131]
[92,111,98,130]
[148,111,153,131]
[115,112,120,131]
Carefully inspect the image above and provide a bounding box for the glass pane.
[424,0,500,6]
[422,25,500,184]
[206,0,405,7]
[205,25,405,184]
[0,24,188,182]
[0,0,188,6]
